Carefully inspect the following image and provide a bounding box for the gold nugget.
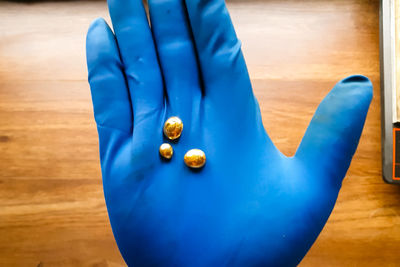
[184,149,206,169]
[163,117,183,140]
[159,143,173,160]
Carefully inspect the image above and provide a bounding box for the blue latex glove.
[86,0,372,266]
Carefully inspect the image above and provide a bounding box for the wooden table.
[1,0,397,266]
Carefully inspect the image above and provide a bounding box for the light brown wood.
[0,0,395,266]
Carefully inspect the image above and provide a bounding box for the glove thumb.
[295,75,373,188]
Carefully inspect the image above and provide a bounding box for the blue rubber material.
[86,0,373,266]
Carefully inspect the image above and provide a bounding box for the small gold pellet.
[159,143,173,160]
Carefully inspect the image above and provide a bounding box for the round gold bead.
[184,149,206,169]
[159,143,173,160]
[163,116,183,140]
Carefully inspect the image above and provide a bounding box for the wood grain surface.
[0,0,397,266]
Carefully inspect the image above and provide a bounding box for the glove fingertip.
[87,17,108,35]
[86,17,114,61]
[338,74,373,104]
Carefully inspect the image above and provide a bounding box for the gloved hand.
[86,0,372,265]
